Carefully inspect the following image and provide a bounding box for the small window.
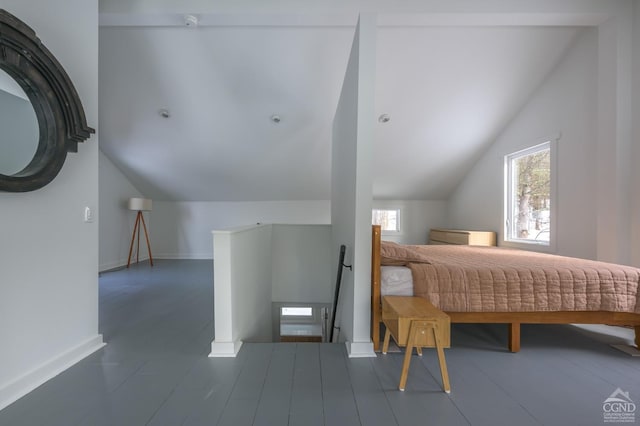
[281,307,313,317]
[505,141,553,246]
[372,209,400,233]
[280,306,318,325]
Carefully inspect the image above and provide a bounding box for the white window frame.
[372,208,402,235]
[503,135,558,252]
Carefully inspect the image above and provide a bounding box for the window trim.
[502,135,559,253]
[372,208,402,235]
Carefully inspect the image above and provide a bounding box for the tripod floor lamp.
[127,197,153,267]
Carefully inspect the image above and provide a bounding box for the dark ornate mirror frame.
[0,9,94,192]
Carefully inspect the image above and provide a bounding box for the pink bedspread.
[380,242,640,313]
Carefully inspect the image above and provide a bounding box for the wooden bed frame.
[370,225,640,352]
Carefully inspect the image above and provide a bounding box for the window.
[505,141,554,246]
[372,208,400,233]
[281,307,313,317]
[279,305,320,325]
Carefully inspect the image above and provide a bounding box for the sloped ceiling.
[374,26,579,199]
[100,24,353,201]
[99,14,580,201]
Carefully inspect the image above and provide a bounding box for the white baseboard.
[154,253,213,260]
[345,341,376,358]
[101,256,212,268]
[99,256,151,272]
[0,335,105,411]
[99,259,127,272]
[209,340,243,357]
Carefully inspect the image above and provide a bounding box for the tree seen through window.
[506,143,551,244]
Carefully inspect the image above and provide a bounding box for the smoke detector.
[271,114,281,123]
[378,114,391,123]
[159,109,170,118]
[184,14,198,27]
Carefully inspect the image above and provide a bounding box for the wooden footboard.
[370,225,640,352]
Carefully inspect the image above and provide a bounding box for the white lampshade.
[128,197,152,211]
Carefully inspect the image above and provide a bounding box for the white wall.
[0,0,102,410]
[210,223,333,356]
[228,226,274,344]
[151,200,330,259]
[447,29,599,260]
[331,15,376,357]
[595,14,634,265]
[98,150,148,271]
[271,224,333,304]
[210,225,272,356]
[631,0,640,267]
[331,20,359,350]
[372,200,447,244]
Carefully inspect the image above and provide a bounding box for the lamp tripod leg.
[127,212,141,268]
[136,212,141,263]
[139,212,153,266]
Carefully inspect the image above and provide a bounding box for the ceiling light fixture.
[271,114,281,123]
[159,109,170,118]
[184,14,198,27]
[378,114,390,123]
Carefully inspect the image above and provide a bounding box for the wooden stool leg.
[509,322,521,352]
[382,327,391,355]
[431,323,451,393]
[399,323,418,391]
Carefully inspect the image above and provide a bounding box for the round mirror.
[0,68,39,175]
[0,9,94,192]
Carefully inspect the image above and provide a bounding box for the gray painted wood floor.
[1,259,639,426]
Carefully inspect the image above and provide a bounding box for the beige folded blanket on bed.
[380,241,640,314]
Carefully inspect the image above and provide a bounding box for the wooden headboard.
[371,225,382,351]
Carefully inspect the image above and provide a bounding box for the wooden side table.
[382,296,451,393]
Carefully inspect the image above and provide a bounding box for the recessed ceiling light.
[184,15,198,27]
[159,109,170,118]
[378,114,390,123]
[271,114,281,123]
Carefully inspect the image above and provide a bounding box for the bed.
[371,225,640,352]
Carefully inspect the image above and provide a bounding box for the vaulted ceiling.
[99,12,581,201]
[373,26,579,199]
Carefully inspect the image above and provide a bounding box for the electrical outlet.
[84,206,94,223]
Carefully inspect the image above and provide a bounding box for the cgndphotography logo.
[603,388,636,423]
